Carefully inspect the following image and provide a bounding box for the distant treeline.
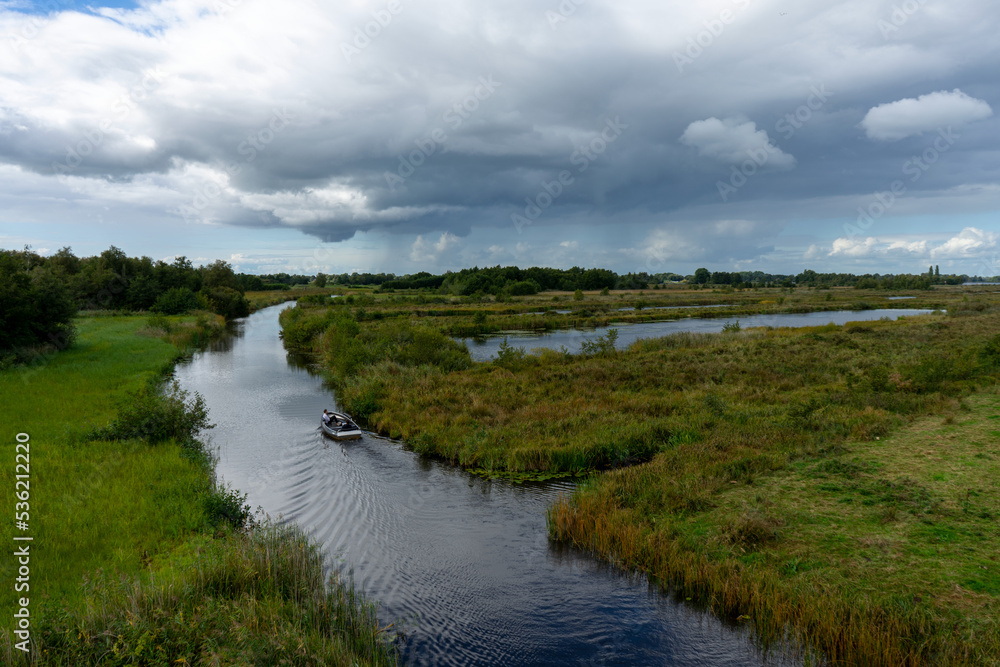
[335,264,989,295]
[1,246,258,359]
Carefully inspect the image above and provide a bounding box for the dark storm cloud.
[0,0,998,263]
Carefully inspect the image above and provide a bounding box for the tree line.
[345,264,990,295]
[0,246,258,359]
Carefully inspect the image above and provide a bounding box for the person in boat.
[322,409,332,425]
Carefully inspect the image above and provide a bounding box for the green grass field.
[0,315,207,613]
[0,314,395,665]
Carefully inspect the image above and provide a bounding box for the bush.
[493,338,527,368]
[580,328,619,356]
[508,280,539,296]
[88,381,213,445]
[151,287,201,315]
[201,286,251,319]
[979,334,1000,369]
[204,483,254,530]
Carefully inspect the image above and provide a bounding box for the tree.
[0,249,76,356]
[693,268,710,284]
[202,286,250,319]
[202,260,240,292]
[314,273,327,288]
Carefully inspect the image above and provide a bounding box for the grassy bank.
[0,314,395,665]
[549,390,1000,665]
[282,291,1000,664]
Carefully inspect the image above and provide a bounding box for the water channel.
[462,308,937,362]
[173,303,796,666]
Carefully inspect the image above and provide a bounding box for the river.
[462,308,937,362]
[173,303,799,666]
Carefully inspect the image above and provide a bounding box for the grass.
[281,286,1000,665]
[549,391,1000,666]
[295,283,963,340]
[0,314,395,665]
[19,525,395,666]
[0,315,207,616]
[245,286,335,312]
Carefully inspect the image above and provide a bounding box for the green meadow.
[0,314,395,665]
[282,285,1000,665]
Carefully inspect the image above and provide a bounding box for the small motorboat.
[321,410,363,440]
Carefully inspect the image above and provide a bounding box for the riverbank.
[0,313,395,665]
[282,293,1000,664]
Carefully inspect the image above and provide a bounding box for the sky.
[0,0,998,277]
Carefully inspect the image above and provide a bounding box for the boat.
[321,411,363,440]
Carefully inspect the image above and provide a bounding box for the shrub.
[493,338,527,368]
[201,286,250,319]
[151,287,201,315]
[580,328,619,356]
[721,320,742,333]
[508,280,539,296]
[88,381,213,445]
[204,483,254,530]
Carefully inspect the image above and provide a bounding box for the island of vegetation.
[280,267,1000,666]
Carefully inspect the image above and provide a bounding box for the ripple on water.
[174,304,805,667]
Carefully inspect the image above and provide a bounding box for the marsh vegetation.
[282,284,1000,665]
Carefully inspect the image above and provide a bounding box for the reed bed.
[11,524,395,666]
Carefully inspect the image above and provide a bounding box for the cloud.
[679,117,795,169]
[861,89,993,141]
[829,236,879,258]
[931,227,998,258]
[409,231,459,263]
[827,228,998,260]
[0,0,999,275]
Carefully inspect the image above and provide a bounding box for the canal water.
[462,308,937,362]
[173,303,799,666]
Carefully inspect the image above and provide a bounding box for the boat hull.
[321,411,363,440]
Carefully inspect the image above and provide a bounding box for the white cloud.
[679,117,795,169]
[931,227,998,258]
[830,236,879,258]
[559,240,579,249]
[887,239,928,254]
[827,229,998,261]
[409,231,459,263]
[861,89,993,141]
